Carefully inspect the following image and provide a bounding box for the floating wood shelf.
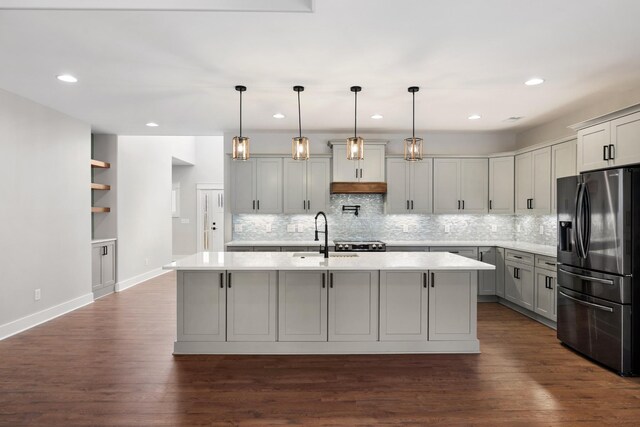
[90,183,111,190]
[91,159,111,169]
[91,207,111,213]
[330,182,387,194]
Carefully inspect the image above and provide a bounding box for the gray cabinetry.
[385,158,433,214]
[278,271,328,342]
[551,140,577,213]
[478,247,496,296]
[226,271,277,342]
[331,142,386,182]
[489,156,514,214]
[283,157,330,214]
[177,271,226,342]
[430,246,478,259]
[433,159,488,214]
[379,271,428,341]
[515,147,551,214]
[504,261,534,310]
[534,267,557,321]
[328,270,379,341]
[495,247,505,298]
[91,240,115,298]
[429,271,477,341]
[230,157,283,214]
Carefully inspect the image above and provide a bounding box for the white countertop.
[226,240,330,247]
[164,251,495,271]
[91,238,117,244]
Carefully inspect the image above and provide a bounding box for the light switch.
[539,225,544,235]
[444,224,451,233]
[297,224,304,233]
[402,225,409,233]
[287,224,296,233]
[491,225,498,232]
[265,223,272,233]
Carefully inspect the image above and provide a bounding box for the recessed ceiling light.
[146,122,159,127]
[56,74,78,83]
[273,113,285,119]
[468,114,481,120]
[525,77,545,86]
[371,114,383,120]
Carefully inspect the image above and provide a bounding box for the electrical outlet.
[180,218,189,224]
[297,224,304,233]
[402,224,409,233]
[265,223,272,233]
[539,225,544,235]
[444,224,451,233]
[34,289,41,301]
[145,257,150,266]
[235,224,243,233]
[287,224,296,233]
[517,224,522,232]
[491,225,498,232]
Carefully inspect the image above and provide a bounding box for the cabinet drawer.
[505,249,534,266]
[535,255,557,270]
[386,246,429,252]
[430,246,478,259]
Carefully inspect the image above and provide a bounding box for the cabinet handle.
[407,200,410,210]
[252,200,255,210]
[480,252,483,261]
[330,273,334,288]
[545,262,555,267]
[303,200,306,210]
[430,272,435,288]
[603,145,609,161]
[322,273,326,289]
[219,273,224,289]
[257,200,260,210]
[513,255,522,259]
[609,144,615,160]
[411,200,414,210]
[355,169,358,179]
[462,200,465,210]
[228,273,232,288]
[458,200,461,210]
[548,277,553,290]
[360,168,363,178]
[308,200,310,210]
[489,200,492,210]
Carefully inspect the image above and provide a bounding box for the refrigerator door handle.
[583,183,591,256]
[559,291,614,313]
[558,268,615,285]
[575,183,587,259]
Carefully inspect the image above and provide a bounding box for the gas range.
[334,240,386,252]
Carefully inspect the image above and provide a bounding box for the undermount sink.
[292,252,359,258]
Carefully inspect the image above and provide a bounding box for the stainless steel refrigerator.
[557,167,640,375]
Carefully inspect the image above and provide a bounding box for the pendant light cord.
[354,90,358,138]
[412,91,415,140]
[239,90,243,138]
[298,90,302,139]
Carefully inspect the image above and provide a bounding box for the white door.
[433,158,460,214]
[230,159,256,213]
[385,158,409,213]
[531,147,551,214]
[328,271,379,342]
[428,271,476,341]
[332,144,356,182]
[306,157,330,213]
[489,156,514,214]
[410,159,433,214]
[283,159,307,214]
[379,271,428,341]
[255,158,283,213]
[197,188,224,252]
[360,145,386,182]
[577,123,611,172]
[611,111,640,167]
[226,271,277,342]
[278,271,328,342]
[177,271,226,342]
[551,140,577,213]
[515,152,533,213]
[460,159,488,213]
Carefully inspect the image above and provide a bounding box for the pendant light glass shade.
[404,86,423,161]
[347,86,364,160]
[291,86,310,160]
[232,85,250,161]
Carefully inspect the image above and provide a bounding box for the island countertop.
[164,251,495,271]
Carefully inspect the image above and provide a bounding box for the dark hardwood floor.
[1,271,640,426]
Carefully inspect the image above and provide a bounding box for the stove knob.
[338,244,344,250]
[372,244,378,249]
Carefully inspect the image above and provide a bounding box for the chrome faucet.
[314,211,329,259]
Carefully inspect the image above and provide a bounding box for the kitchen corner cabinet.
[515,147,551,214]
[379,271,428,341]
[177,271,226,342]
[429,271,477,341]
[91,240,115,295]
[226,271,277,342]
[495,247,506,298]
[551,140,577,213]
[328,270,379,341]
[488,156,514,214]
[283,158,330,214]
[433,158,488,214]
[331,143,385,182]
[385,158,433,214]
[230,158,283,214]
[534,268,557,321]
[478,247,497,295]
[278,271,328,342]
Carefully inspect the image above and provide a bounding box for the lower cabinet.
[177,271,226,342]
[91,240,116,297]
[504,261,534,310]
[429,271,477,341]
[226,270,277,342]
[278,271,327,341]
[478,247,496,295]
[495,248,505,298]
[379,271,428,341]
[328,270,379,342]
[534,268,557,321]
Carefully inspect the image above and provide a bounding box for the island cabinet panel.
[278,271,328,342]
[177,271,226,342]
[428,271,477,341]
[328,271,379,342]
[379,271,428,341]
[226,271,277,342]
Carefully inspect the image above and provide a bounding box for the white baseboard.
[0,293,94,341]
[116,267,169,292]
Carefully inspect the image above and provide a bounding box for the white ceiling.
[1,0,640,135]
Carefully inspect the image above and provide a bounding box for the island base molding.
[173,340,480,355]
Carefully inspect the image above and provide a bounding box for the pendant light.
[346,86,364,160]
[404,86,423,161]
[291,85,310,160]
[232,85,250,161]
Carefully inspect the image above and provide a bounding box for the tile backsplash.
[233,195,557,246]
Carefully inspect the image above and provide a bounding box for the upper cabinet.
[551,140,577,213]
[331,142,386,182]
[576,110,640,172]
[386,158,433,214]
[283,158,330,214]
[515,147,551,214]
[433,158,488,214]
[230,157,283,214]
[488,156,514,214]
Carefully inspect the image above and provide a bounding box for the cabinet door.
[226,271,277,342]
[379,271,428,341]
[177,271,226,342]
[495,248,505,298]
[460,159,488,213]
[91,244,103,290]
[231,159,257,213]
[385,158,409,213]
[410,159,433,214]
[504,263,521,305]
[515,152,532,213]
[428,271,477,341]
[551,140,577,213]
[360,145,385,182]
[332,145,356,182]
[102,241,116,287]
[278,271,327,342]
[577,123,611,172]
[518,265,535,310]
[433,159,460,213]
[283,159,307,214]
[306,158,330,213]
[478,247,496,296]
[489,156,514,214]
[531,147,551,214]
[255,158,282,214]
[534,268,557,321]
[611,111,640,167]
[328,271,379,341]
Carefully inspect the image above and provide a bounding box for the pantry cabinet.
[283,157,330,214]
[515,147,551,214]
[385,158,433,214]
[433,158,488,214]
[230,157,283,214]
[488,156,514,214]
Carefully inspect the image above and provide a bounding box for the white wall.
[171,136,196,165]
[172,136,224,256]
[0,88,92,336]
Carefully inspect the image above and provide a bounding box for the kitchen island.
[164,251,494,355]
